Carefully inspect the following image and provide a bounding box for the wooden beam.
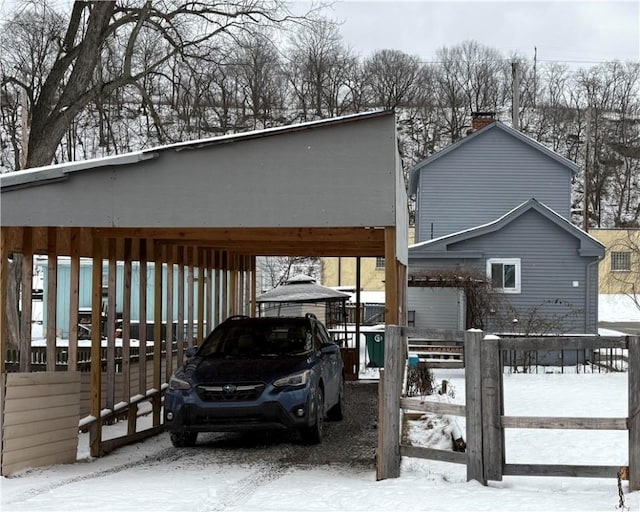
[501,416,628,430]
[465,329,485,484]
[94,227,386,244]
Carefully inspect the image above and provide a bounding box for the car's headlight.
[273,370,311,388]
[169,375,192,391]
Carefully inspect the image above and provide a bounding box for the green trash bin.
[365,331,385,367]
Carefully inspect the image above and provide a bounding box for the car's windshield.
[197,320,312,358]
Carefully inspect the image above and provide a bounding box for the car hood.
[184,355,310,384]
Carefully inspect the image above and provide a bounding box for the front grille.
[196,383,265,401]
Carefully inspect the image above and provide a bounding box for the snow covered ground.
[2,368,638,512]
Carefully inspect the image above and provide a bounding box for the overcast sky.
[319,1,640,65]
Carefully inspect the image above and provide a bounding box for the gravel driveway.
[174,380,379,469]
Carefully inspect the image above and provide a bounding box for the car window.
[197,320,313,357]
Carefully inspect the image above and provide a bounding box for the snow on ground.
[599,294,639,322]
[2,368,638,512]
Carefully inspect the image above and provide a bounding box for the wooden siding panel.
[1,372,80,476]
[416,128,572,242]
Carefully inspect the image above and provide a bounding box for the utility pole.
[512,61,520,130]
[533,47,537,109]
[583,106,591,232]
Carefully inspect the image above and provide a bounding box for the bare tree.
[1,0,307,170]
[363,49,425,110]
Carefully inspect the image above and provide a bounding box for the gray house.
[407,115,605,334]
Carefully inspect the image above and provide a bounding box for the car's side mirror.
[320,343,338,355]
[185,346,198,358]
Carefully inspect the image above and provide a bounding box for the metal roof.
[256,275,350,304]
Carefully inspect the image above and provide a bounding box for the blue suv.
[164,314,344,446]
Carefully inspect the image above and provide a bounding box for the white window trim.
[487,258,521,294]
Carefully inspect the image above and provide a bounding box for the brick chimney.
[471,111,496,132]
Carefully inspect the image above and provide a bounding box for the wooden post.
[138,239,148,395]
[123,239,134,435]
[250,256,256,317]
[90,236,103,457]
[384,228,398,325]
[629,336,640,490]
[214,251,221,324]
[187,247,194,347]
[205,250,212,335]
[0,228,8,375]
[465,329,485,484]
[481,334,503,482]
[153,241,162,427]
[46,227,58,372]
[197,248,204,345]
[106,239,116,411]
[221,252,228,320]
[68,227,80,372]
[376,324,403,480]
[20,227,33,372]
[176,247,185,363]
[165,246,174,381]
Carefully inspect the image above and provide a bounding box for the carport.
[0,110,408,475]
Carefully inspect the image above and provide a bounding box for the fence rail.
[377,326,640,491]
[5,342,185,372]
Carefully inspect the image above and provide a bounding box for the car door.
[314,322,340,405]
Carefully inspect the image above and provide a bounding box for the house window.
[611,251,631,272]
[375,257,385,269]
[487,258,521,293]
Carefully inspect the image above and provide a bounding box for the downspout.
[585,259,599,334]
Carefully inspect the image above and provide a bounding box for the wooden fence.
[377,326,640,491]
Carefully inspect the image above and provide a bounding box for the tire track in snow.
[203,463,291,512]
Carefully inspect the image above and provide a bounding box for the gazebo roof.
[256,275,350,304]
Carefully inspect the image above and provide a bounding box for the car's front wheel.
[170,431,198,447]
[300,387,324,444]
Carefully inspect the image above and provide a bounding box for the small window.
[375,257,385,269]
[487,258,521,293]
[611,251,631,272]
[408,310,416,327]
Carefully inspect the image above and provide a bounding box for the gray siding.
[415,128,572,242]
[407,287,463,330]
[411,210,600,334]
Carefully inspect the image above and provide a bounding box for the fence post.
[481,334,503,482]
[376,325,403,480]
[629,336,640,491]
[465,329,485,484]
